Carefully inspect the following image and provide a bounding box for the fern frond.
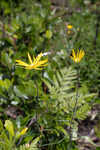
[76,103,91,120]
[43,67,95,121]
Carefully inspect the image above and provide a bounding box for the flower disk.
[70,49,85,63]
[16,52,48,70]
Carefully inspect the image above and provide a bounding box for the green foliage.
[94,121,100,138]
[0,0,99,149]
[64,4,100,94]
[43,67,76,114]
[43,67,95,122]
[15,137,40,150]
[0,120,40,150]
[0,0,63,108]
[40,66,95,149]
[0,120,15,150]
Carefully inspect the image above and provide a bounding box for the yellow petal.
[33,56,36,63]
[37,59,48,65]
[19,127,28,135]
[16,60,29,67]
[35,53,43,62]
[16,127,28,139]
[72,49,76,59]
[28,53,32,64]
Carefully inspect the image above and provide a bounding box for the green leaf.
[4,120,14,137]
[0,120,3,132]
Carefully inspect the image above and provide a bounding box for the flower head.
[16,127,28,139]
[67,30,71,34]
[70,49,85,63]
[45,30,52,39]
[19,127,28,136]
[16,52,48,70]
[67,25,73,29]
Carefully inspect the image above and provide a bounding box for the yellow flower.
[45,30,52,39]
[16,52,48,70]
[67,30,71,34]
[70,49,85,63]
[19,127,28,136]
[67,25,73,29]
[16,127,28,139]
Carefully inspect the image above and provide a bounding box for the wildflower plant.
[0,0,98,149]
[69,49,85,148]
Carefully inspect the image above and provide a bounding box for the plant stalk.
[68,66,79,150]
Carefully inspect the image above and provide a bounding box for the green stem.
[34,80,39,121]
[68,66,79,150]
